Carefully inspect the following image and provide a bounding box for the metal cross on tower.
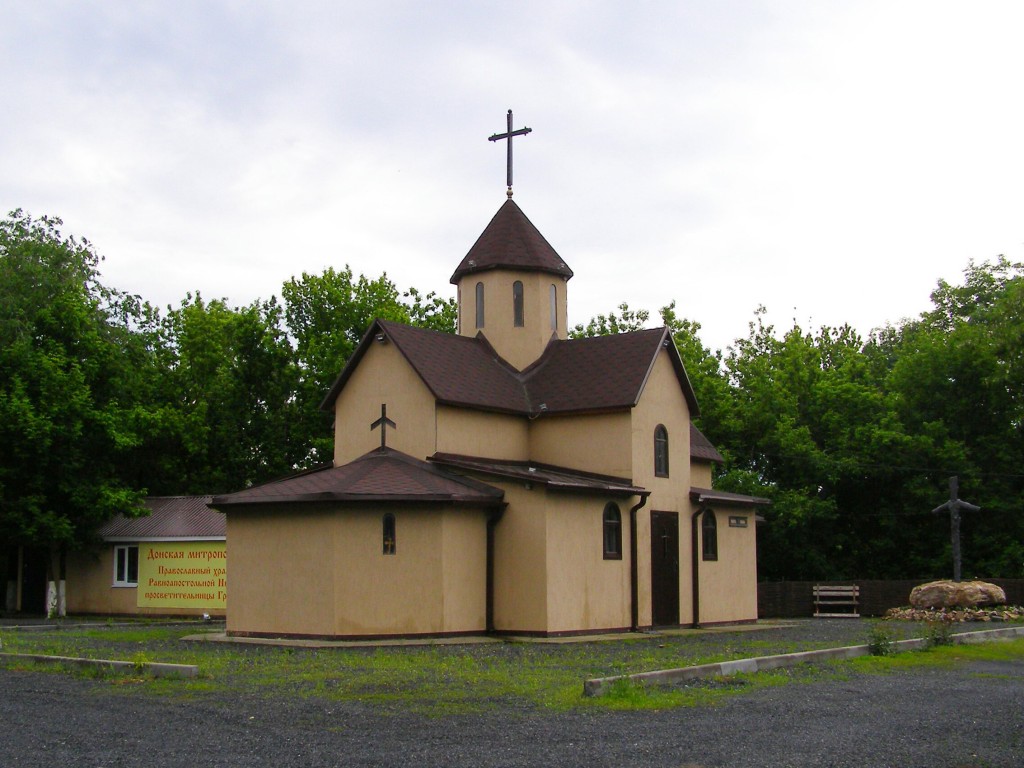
[370,404,397,449]
[488,109,532,197]
[931,475,981,582]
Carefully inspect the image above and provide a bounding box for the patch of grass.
[4,623,1022,716]
[851,637,1024,675]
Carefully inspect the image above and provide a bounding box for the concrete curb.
[0,652,199,679]
[583,624,1024,696]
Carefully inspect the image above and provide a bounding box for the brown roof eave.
[450,262,574,284]
[660,327,700,418]
[689,488,771,508]
[212,494,506,510]
[433,398,530,418]
[544,483,649,498]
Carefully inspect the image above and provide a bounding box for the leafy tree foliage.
[579,258,1024,581]
[138,294,301,494]
[0,211,148,612]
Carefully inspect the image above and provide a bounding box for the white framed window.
[114,544,139,586]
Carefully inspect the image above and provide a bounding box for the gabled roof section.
[431,453,647,497]
[450,199,573,283]
[320,320,531,414]
[321,321,700,417]
[522,327,698,415]
[690,424,724,463]
[211,448,505,509]
[98,496,223,540]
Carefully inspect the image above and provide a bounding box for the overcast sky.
[3,1,1023,353]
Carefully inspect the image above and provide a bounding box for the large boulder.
[909,580,1006,609]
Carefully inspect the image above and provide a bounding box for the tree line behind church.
[2,208,1022,584]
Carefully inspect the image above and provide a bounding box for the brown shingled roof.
[321,321,699,417]
[690,424,724,463]
[97,496,224,540]
[450,199,573,283]
[211,448,505,509]
[523,328,681,413]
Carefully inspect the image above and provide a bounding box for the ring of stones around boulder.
[813,584,860,618]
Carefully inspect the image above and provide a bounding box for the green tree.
[0,210,147,615]
[145,294,301,494]
[880,258,1024,577]
[569,303,650,338]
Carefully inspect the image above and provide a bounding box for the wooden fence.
[758,579,1024,618]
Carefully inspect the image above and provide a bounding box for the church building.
[214,111,766,638]
[212,189,768,639]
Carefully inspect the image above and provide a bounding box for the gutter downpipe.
[486,505,507,634]
[629,493,650,632]
[691,506,706,629]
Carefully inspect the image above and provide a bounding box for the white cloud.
[2,0,1023,351]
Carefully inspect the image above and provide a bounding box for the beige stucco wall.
[441,510,489,630]
[630,349,694,627]
[333,341,438,465]
[458,270,568,371]
[491,483,549,632]
[543,493,633,633]
[227,508,336,636]
[691,460,714,490]
[436,405,529,460]
[332,506,487,636]
[694,508,759,624]
[529,411,633,478]
[65,548,226,618]
[226,504,488,638]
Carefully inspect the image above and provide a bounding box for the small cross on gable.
[370,404,397,449]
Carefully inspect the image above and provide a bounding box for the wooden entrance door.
[650,511,679,626]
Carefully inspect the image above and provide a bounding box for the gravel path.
[2,620,1022,767]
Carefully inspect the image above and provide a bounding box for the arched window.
[603,503,622,559]
[475,282,485,329]
[382,513,396,555]
[654,425,669,477]
[513,280,524,327]
[549,284,557,330]
[702,511,718,561]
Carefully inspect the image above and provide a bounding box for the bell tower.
[451,110,573,370]
[450,199,572,370]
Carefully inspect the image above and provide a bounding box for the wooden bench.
[813,585,860,617]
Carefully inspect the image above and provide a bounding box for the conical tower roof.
[450,199,573,284]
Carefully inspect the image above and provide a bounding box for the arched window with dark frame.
[382,513,396,555]
[603,502,622,560]
[701,510,718,561]
[549,284,557,330]
[513,280,524,327]
[475,282,485,329]
[654,424,669,477]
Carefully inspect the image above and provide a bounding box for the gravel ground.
[2,619,1022,768]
